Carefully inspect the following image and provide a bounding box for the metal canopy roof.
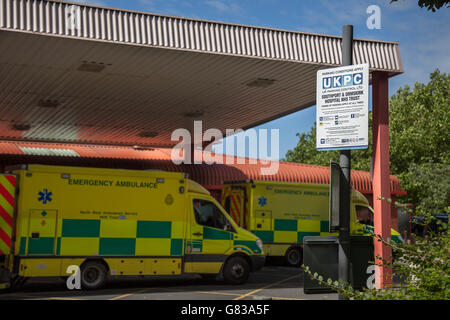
[0,0,403,147]
[0,140,406,195]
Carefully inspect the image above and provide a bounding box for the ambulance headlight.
[256,239,263,251]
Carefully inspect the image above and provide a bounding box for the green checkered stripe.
[364,225,402,244]
[20,219,184,256]
[233,240,262,254]
[185,226,262,254]
[251,219,332,244]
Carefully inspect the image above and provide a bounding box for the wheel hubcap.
[288,250,300,264]
[85,268,99,283]
[231,264,244,278]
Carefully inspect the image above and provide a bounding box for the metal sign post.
[338,24,353,300]
[329,161,342,233]
[317,25,370,299]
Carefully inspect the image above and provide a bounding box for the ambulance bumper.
[251,255,266,271]
[0,282,10,290]
[0,269,10,290]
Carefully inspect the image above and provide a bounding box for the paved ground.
[0,264,338,301]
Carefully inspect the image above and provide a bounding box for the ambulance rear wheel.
[81,261,107,290]
[285,247,302,267]
[223,256,250,285]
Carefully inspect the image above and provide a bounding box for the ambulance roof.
[187,179,210,195]
[8,164,186,180]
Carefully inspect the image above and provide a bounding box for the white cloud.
[205,0,228,12]
[375,0,417,11]
[204,0,243,16]
[70,0,107,7]
[295,0,450,92]
[137,0,196,17]
[296,0,369,36]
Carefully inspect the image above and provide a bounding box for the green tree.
[303,213,450,300]
[390,0,450,11]
[389,70,449,213]
[403,163,450,214]
[283,111,373,172]
[285,69,450,214]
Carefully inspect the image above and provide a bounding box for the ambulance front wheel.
[223,256,250,285]
[285,247,302,267]
[81,261,107,290]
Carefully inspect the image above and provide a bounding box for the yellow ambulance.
[0,165,265,289]
[221,180,402,267]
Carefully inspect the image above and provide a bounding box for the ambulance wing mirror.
[329,161,343,232]
[224,220,236,233]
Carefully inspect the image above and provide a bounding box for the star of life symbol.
[38,189,52,204]
[258,196,267,207]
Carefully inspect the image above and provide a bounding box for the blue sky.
[76,0,449,159]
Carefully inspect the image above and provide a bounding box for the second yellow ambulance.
[221,180,402,266]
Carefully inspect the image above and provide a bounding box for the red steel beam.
[372,71,393,288]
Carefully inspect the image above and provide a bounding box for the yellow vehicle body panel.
[2,165,263,280]
[184,262,222,274]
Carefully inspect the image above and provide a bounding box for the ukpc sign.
[316,64,369,150]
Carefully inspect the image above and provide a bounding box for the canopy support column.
[372,71,393,288]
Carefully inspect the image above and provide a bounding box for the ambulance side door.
[187,196,234,268]
[27,209,58,255]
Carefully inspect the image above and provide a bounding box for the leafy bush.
[302,209,449,300]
